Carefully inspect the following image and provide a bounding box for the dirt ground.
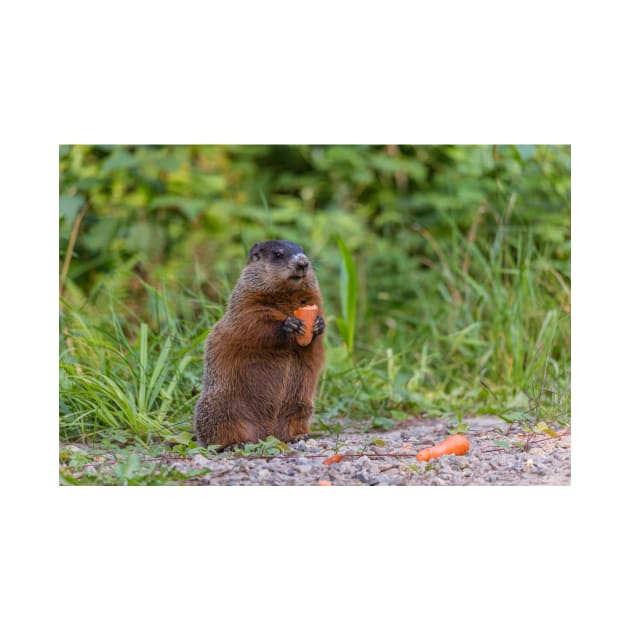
[167,415,571,486]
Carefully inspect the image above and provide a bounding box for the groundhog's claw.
[281,316,305,336]
[313,315,326,337]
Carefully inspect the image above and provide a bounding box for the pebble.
[354,471,371,483]
[373,474,392,485]
[293,465,313,475]
[191,454,212,467]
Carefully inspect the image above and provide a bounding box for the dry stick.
[80,454,193,468]
[59,201,89,297]
[480,430,570,453]
[79,451,424,468]
[60,202,89,373]
[505,191,517,223]
[78,432,571,468]
[546,264,571,313]
[148,452,423,463]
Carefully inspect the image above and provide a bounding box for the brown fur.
[193,241,325,448]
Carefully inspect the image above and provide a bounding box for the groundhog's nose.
[295,254,309,272]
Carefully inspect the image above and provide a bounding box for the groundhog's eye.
[274,251,284,259]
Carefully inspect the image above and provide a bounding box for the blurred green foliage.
[59,145,570,441]
[59,144,569,317]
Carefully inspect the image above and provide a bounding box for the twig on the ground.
[480,430,570,453]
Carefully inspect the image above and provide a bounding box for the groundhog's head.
[244,240,317,292]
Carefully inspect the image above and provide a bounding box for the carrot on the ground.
[323,453,343,465]
[317,480,332,486]
[415,435,470,462]
[293,304,318,346]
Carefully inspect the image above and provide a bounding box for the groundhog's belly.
[227,354,292,421]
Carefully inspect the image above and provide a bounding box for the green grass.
[59,290,210,444]
[60,216,570,455]
[314,218,570,431]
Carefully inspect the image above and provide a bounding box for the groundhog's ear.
[248,242,261,261]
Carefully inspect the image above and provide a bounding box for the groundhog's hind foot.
[288,418,311,441]
[196,419,264,450]
[289,432,311,442]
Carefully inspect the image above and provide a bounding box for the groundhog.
[194,240,326,448]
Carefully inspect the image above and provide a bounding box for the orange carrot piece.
[415,435,470,462]
[323,453,343,465]
[317,480,332,486]
[293,304,318,346]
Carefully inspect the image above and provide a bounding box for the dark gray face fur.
[248,240,311,281]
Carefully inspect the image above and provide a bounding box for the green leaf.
[127,222,166,257]
[498,411,529,424]
[59,472,81,485]
[335,235,358,353]
[82,216,119,253]
[447,422,469,435]
[390,410,408,420]
[515,145,537,162]
[114,453,141,480]
[372,417,394,430]
[101,150,141,174]
[59,194,85,225]
[165,431,195,446]
[369,438,387,447]
[149,196,207,221]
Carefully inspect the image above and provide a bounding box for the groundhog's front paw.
[313,314,326,337]
[281,316,305,336]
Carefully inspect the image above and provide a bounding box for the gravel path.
[173,416,571,486]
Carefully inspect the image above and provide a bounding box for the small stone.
[372,475,391,485]
[293,465,313,475]
[191,454,211,467]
